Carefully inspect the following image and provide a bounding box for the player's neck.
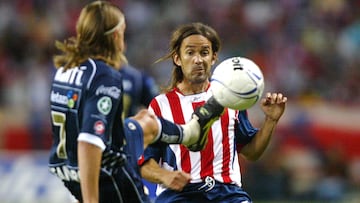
[177,80,209,95]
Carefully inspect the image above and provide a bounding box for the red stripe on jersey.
[166,91,191,173]
[220,109,232,182]
[191,101,214,179]
[149,99,162,117]
[201,130,214,178]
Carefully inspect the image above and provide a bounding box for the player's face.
[174,34,216,84]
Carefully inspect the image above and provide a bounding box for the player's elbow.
[240,149,264,161]
[244,153,262,161]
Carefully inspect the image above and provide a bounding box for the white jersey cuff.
[78,133,106,151]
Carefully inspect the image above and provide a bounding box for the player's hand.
[260,92,287,122]
[160,170,191,191]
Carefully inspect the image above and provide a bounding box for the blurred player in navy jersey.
[120,64,159,118]
[119,63,160,198]
[48,2,224,203]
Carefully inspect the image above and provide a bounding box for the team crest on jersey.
[97,96,112,115]
[127,121,137,130]
[94,120,105,135]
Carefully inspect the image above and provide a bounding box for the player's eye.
[201,50,210,56]
[185,50,194,55]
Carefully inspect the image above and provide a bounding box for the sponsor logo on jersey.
[54,66,86,86]
[51,91,68,105]
[94,120,105,135]
[66,90,79,108]
[51,89,79,109]
[192,96,202,102]
[95,85,121,99]
[97,96,112,115]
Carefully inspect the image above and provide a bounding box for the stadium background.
[0,0,359,202]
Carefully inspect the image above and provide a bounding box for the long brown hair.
[53,1,127,71]
[157,22,221,92]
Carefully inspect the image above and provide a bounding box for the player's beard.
[189,66,211,84]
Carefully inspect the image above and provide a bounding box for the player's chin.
[191,75,207,84]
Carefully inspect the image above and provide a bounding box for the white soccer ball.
[210,56,265,110]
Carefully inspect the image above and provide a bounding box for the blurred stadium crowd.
[0,0,359,202]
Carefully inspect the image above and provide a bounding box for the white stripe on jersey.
[149,89,243,187]
[87,58,98,90]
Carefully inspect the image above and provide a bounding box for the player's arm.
[78,141,102,203]
[240,92,287,161]
[240,117,278,161]
[78,71,122,202]
[140,158,191,191]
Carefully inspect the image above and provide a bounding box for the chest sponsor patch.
[51,84,81,109]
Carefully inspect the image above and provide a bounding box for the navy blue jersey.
[49,58,124,168]
[120,65,159,117]
[48,59,150,202]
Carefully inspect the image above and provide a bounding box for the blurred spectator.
[315,147,348,201]
[346,158,360,201]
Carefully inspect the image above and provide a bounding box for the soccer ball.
[210,56,265,110]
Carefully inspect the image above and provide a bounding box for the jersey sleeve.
[235,110,259,152]
[138,142,166,166]
[80,72,123,149]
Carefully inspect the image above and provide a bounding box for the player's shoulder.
[85,59,121,83]
[120,64,142,78]
[151,90,178,106]
[89,59,120,76]
[153,92,169,100]
[68,59,122,95]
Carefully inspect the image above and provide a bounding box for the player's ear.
[173,54,181,66]
[211,52,217,65]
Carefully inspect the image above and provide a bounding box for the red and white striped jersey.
[142,87,258,195]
